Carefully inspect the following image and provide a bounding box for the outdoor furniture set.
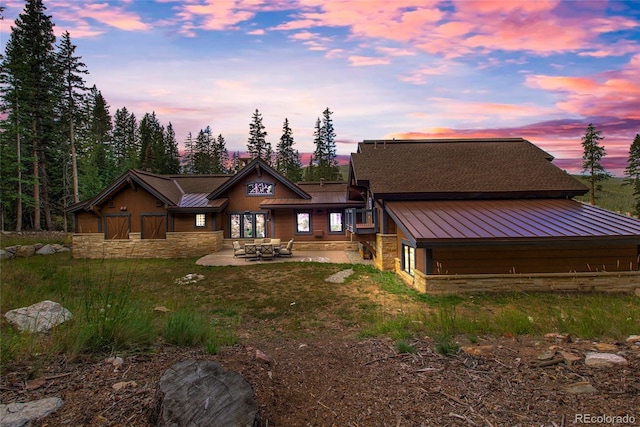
[233,238,294,260]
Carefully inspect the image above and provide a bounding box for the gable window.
[295,211,311,234]
[402,243,415,276]
[195,213,206,228]
[328,211,343,233]
[246,181,274,196]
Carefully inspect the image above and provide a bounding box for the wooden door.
[105,215,130,240]
[142,215,166,239]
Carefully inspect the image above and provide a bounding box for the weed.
[164,309,211,347]
[434,336,459,356]
[395,340,416,354]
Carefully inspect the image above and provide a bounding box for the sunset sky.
[1,0,639,176]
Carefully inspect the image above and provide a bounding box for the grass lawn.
[2,244,638,368]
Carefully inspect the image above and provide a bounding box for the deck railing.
[345,208,378,234]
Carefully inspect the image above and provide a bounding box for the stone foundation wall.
[375,234,397,271]
[393,257,640,294]
[73,232,224,259]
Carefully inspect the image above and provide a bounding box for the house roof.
[350,138,588,199]
[260,182,364,209]
[207,157,310,200]
[385,199,640,247]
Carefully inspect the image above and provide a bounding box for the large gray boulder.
[4,300,73,333]
[0,397,63,427]
[151,359,257,427]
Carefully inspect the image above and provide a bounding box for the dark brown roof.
[261,182,364,209]
[350,138,588,199]
[385,199,640,246]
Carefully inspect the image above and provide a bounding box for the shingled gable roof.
[206,157,311,200]
[350,138,588,200]
[67,169,230,212]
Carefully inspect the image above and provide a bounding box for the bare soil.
[2,333,639,426]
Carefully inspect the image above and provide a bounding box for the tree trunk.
[40,151,53,230]
[69,81,79,203]
[32,119,41,231]
[15,101,22,232]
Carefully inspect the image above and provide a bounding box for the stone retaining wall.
[73,232,224,259]
[394,257,640,294]
[221,240,358,251]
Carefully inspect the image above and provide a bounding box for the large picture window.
[402,244,415,276]
[328,211,343,233]
[295,211,311,234]
[230,212,266,238]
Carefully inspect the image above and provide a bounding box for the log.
[150,359,257,427]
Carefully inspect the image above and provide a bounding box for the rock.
[15,245,35,258]
[256,349,273,364]
[4,300,73,333]
[325,268,354,283]
[0,249,14,260]
[56,246,71,252]
[35,244,56,255]
[626,335,640,343]
[564,382,598,394]
[559,350,581,363]
[151,359,256,427]
[537,350,556,361]
[460,345,493,356]
[585,352,628,368]
[113,381,137,391]
[154,306,171,313]
[594,343,617,352]
[0,397,63,427]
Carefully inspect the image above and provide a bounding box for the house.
[69,138,640,294]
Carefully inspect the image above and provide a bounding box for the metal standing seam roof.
[385,199,640,245]
[177,194,228,210]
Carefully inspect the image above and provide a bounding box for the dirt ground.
[2,332,639,427]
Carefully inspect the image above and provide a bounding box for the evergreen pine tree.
[192,126,214,174]
[213,134,229,173]
[581,123,611,205]
[138,112,165,174]
[624,134,640,216]
[163,122,181,174]
[1,0,58,229]
[182,132,195,174]
[275,118,302,182]
[247,109,270,162]
[312,108,340,181]
[112,107,139,173]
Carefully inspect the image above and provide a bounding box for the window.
[296,211,311,234]
[246,181,274,196]
[229,212,266,238]
[328,211,343,233]
[402,244,415,276]
[195,213,206,228]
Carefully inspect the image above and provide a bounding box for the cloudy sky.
[2,0,639,175]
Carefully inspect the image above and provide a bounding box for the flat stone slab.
[0,397,63,427]
[585,352,628,368]
[4,300,73,333]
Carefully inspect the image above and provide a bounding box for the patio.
[196,249,372,266]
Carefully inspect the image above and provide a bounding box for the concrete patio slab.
[196,249,372,266]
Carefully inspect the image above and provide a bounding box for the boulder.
[585,352,628,368]
[15,245,35,258]
[35,244,56,255]
[151,359,256,427]
[0,397,63,427]
[5,300,73,333]
[0,249,14,260]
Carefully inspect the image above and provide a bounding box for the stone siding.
[393,257,640,294]
[73,232,223,259]
[375,234,397,271]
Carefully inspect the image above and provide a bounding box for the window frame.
[295,210,312,235]
[195,213,206,228]
[246,181,275,196]
[402,242,415,276]
[327,210,344,234]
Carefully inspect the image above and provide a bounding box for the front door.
[230,212,267,239]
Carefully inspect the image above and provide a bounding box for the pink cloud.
[78,3,150,31]
[525,55,640,120]
[348,56,391,67]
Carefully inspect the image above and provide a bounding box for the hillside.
[573,176,635,216]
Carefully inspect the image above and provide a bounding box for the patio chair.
[260,244,275,260]
[232,241,246,258]
[278,239,294,257]
[244,243,259,261]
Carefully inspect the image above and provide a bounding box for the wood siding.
[432,244,639,275]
